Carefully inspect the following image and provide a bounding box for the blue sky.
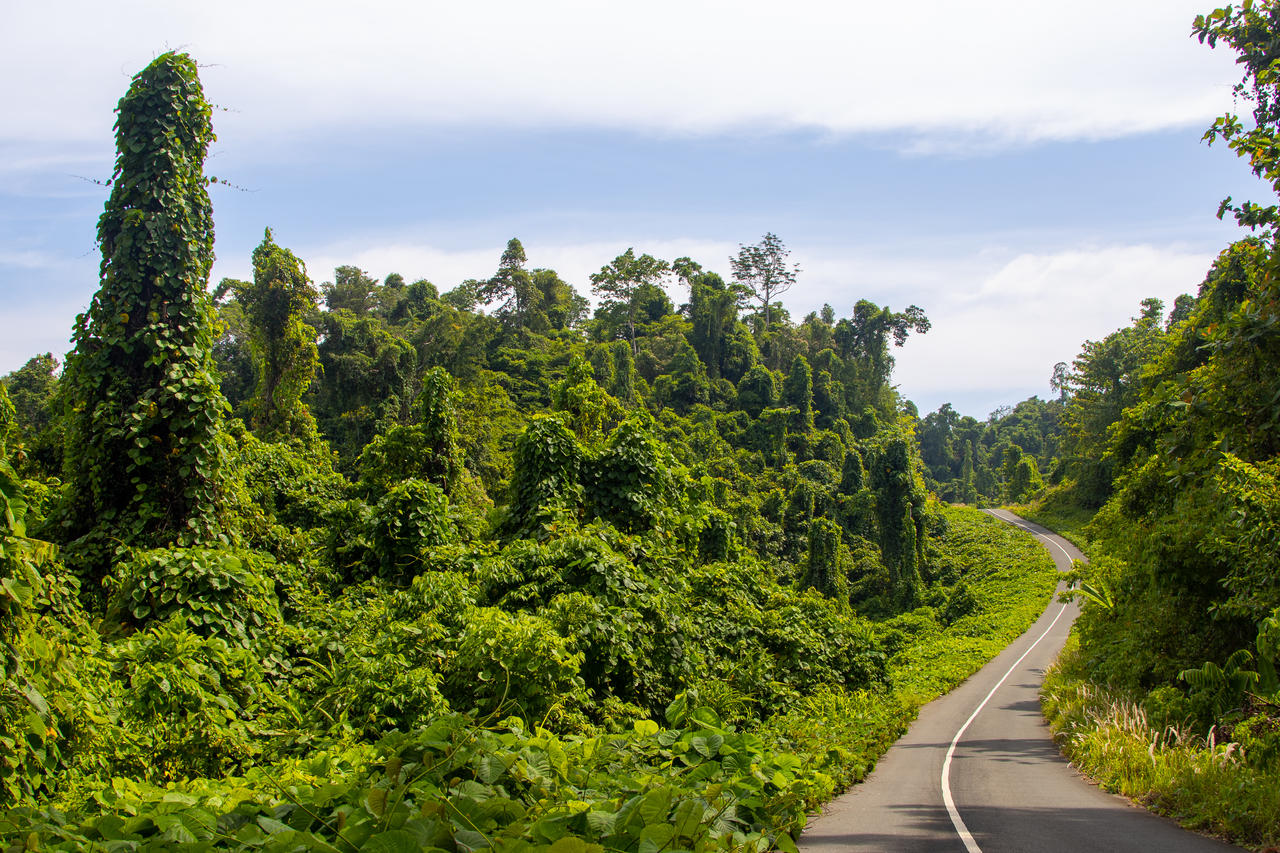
[1,0,1268,417]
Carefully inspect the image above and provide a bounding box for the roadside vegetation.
[907,4,1280,846]
[0,52,1061,852]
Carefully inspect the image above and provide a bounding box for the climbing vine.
[59,52,226,578]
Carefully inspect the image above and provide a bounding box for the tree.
[590,249,671,356]
[736,365,778,419]
[234,229,320,441]
[730,233,799,331]
[682,262,745,381]
[834,300,930,413]
[1195,2,1280,235]
[59,52,225,573]
[322,265,378,315]
[1,354,61,476]
[478,238,542,330]
[783,354,815,433]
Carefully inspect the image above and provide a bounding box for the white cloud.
[2,0,1239,152]
[889,244,1213,414]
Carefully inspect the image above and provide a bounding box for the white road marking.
[984,509,1078,563]
[940,601,1071,853]
[945,511,1076,852]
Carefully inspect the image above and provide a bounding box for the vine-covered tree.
[59,52,225,574]
[234,229,320,442]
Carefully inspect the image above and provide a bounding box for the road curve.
[799,509,1240,853]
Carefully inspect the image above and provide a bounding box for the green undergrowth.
[886,507,1059,706]
[1,506,1060,852]
[1042,636,1280,849]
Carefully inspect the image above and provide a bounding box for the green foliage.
[590,249,671,356]
[802,518,846,599]
[736,365,778,419]
[234,229,321,442]
[367,479,456,582]
[586,416,681,533]
[311,308,417,467]
[107,548,282,656]
[507,415,585,538]
[730,233,799,331]
[553,354,623,439]
[0,384,14,459]
[358,367,465,496]
[59,51,227,578]
[446,607,586,723]
[107,618,266,782]
[1,460,72,807]
[1,354,63,478]
[783,355,814,433]
[655,340,711,413]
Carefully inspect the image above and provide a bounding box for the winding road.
[799,510,1240,853]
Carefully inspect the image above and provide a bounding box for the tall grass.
[1042,636,1280,848]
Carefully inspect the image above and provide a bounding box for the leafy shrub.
[226,426,347,532]
[445,607,586,724]
[586,416,681,533]
[506,414,584,537]
[107,548,282,655]
[367,478,456,582]
[1143,685,1194,733]
[941,580,978,624]
[107,618,265,781]
[696,508,738,564]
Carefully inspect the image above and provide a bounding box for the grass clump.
[1042,635,1280,848]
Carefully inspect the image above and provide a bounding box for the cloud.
[889,244,1214,415]
[2,0,1239,152]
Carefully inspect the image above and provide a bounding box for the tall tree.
[730,233,800,331]
[680,260,743,380]
[833,300,930,413]
[234,229,320,441]
[478,238,541,330]
[322,266,377,315]
[590,248,671,356]
[59,52,225,573]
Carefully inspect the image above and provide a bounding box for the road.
[798,509,1240,853]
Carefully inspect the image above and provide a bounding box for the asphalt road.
[799,509,1241,853]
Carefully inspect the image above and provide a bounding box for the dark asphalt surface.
[799,510,1241,853]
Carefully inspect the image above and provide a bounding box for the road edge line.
[940,600,1070,853]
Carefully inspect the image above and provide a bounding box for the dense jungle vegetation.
[11,1,1280,847]
[0,52,1063,852]
[909,4,1280,843]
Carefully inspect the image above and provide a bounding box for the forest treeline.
[0,52,1062,852]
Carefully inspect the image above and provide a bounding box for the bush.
[107,618,266,781]
[367,479,456,582]
[108,547,282,655]
[444,607,587,724]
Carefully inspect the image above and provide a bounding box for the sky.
[0,0,1269,418]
